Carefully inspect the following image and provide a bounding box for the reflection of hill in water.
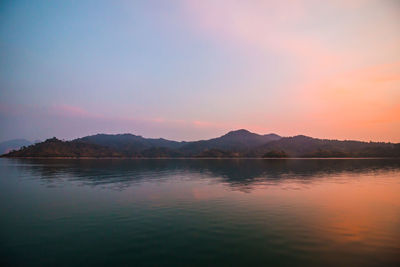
[10,159,400,190]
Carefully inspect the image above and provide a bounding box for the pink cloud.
[53,104,95,118]
[179,0,343,73]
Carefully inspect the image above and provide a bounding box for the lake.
[1,158,399,266]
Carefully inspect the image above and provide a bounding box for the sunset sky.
[1,0,399,142]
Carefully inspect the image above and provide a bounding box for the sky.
[0,0,399,142]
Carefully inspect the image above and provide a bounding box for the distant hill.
[0,139,32,155]
[2,130,399,158]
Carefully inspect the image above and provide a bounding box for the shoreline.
[1,156,399,160]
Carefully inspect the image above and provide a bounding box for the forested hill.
[3,137,124,158]
[2,130,400,158]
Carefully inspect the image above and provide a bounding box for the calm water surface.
[1,158,399,266]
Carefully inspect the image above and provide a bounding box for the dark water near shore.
[1,158,399,266]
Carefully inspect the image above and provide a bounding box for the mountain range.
[2,129,400,158]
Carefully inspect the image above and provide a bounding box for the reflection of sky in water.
[1,159,399,266]
[9,158,400,189]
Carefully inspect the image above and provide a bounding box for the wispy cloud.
[0,103,242,141]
